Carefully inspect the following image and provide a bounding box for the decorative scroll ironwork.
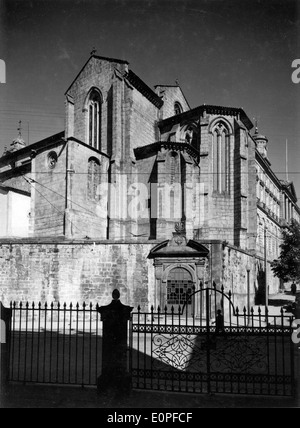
[152,334,268,374]
[208,336,268,373]
[153,334,200,371]
[130,284,295,397]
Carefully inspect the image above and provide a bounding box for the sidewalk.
[1,383,299,408]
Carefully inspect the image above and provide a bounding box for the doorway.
[166,267,194,313]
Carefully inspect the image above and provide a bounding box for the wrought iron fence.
[6,285,297,397]
[9,302,102,386]
[130,285,296,396]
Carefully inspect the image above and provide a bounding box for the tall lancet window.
[212,122,230,193]
[88,90,102,151]
[87,158,101,201]
[169,152,181,220]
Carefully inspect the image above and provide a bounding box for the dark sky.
[0,0,299,194]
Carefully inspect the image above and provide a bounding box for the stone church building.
[0,53,299,310]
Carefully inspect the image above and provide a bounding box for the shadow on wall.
[255,268,266,306]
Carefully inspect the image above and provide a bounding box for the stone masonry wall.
[66,139,109,239]
[0,240,155,310]
[1,174,31,194]
[222,244,280,309]
[32,141,67,236]
[198,114,236,243]
[0,239,278,312]
[130,89,158,153]
[222,245,256,309]
[154,86,190,120]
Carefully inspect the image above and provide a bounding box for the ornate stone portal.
[149,224,209,311]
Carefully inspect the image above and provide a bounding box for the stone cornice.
[124,70,164,109]
[134,141,200,162]
[158,105,253,131]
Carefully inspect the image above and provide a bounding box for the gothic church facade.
[0,54,299,309]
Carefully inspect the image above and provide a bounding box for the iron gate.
[8,302,102,386]
[130,284,295,396]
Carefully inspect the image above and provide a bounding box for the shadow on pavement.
[1,383,299,408]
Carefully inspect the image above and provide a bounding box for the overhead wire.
[23,174,286,240]
[22,175,88,238]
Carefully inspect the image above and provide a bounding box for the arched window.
[174,102,183,116]
[212,122,230,193]
[169,152,182,220]
[87,158,101,201]
[88,90,102,150]
[170,152,178,185]
[167,267,193,313]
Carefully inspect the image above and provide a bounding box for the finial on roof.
[90,47,97,56]
[253,118,259,134]
[9,120,25,153]
[175,222,185,234]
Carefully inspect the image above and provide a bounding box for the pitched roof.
[158,104,253,130]
[65,55,164,109]
[154,84,191,110]
[0,184,30,197]
[125,70,164,109]
[148,239,209,259]
[65,54,129,95]
[0,131,65,167]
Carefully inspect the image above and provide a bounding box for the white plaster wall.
[10,192,30,237]
[0,191,8,236]
[0,191,30,237]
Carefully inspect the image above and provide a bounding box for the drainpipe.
[64,140,69,236]
[64,139,74,237]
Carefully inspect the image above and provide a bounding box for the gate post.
[294,294,300,399]
[0,302,12,396]
[97,289,133,395]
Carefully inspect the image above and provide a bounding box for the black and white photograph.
[0,0,299,412]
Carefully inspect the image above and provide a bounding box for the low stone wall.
[0,238,281,312]
[0,239,155,310]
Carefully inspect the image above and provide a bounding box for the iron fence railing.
[130,285,296,397]
[6,284,297,398]
[9,302,102,386]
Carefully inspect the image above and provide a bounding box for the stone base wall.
[0,239,155,310]
[0,239,281,311]
[222,244,280,309]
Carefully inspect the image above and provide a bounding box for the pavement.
[1,383,299,408]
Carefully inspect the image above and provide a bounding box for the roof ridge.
[92,54,129,65]
[65,55,129,95]
[125,70,163,109]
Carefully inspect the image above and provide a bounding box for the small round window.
[47,151,58,169]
